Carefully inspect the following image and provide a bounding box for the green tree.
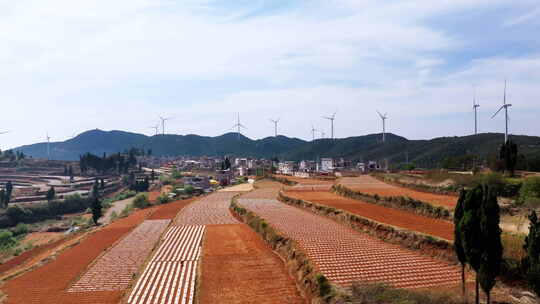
[46,186,56,202]
[91,196,102,225]
[460,186,483,304]
[454,190,468,301]
[523,211,540,296]
[458,185,503,304]
[477,185,502,304]
[499,140,518,176]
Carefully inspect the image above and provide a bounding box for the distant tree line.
[79,148,142,174]
[0,150,26,162]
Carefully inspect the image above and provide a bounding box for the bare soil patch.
[22,232,63,247]
[199,224,305,304]
[147,197,198,220]
[285,190,454,240]
[340,176,457,208]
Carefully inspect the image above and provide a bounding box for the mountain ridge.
[12,129,540,168]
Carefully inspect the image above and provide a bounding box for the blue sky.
[1,0,540,150]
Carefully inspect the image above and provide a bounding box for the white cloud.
[0,0,539,151]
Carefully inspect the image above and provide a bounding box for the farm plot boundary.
[332,184,452,220]
[278,191,456,263]
[230,199,339,303]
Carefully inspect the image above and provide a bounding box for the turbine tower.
[310,125,318,141]
[231,113,247,139]
[473,87,480,135]
[491,80,512,143]
[149,124,159,136]
[377,110,388,142]
[269,118,280,137]
[159,116,171,135]
[46,133,51,160]
[322,112,336,140]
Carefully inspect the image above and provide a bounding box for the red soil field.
[199,224,305,304]
[69,219,170,292]
[339,176,457,208]
[285,190,454,240]
[238,195,461,289]
[2,207,155,304]
[0,233,77,276]
[148,197,198,220]
[174,192,239,226]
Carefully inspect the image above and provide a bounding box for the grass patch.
[502,232,526,261]
[350,283,461,304]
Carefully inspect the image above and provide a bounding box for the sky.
[1,0,540,150]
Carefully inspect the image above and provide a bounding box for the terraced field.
[69,219,170,292]
[285,190,454,240]
[238,194,461,289]
[174,192,239,225]
[339,176,457,208]
[2,207,156,304]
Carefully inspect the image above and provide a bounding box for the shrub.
[184,185,195,195]
[133,193,150,209]
[519,177,540,205]
[110,211,118,221]
[11,223,29,237]
[0,229,16,248]
[156,193,171,204]
[119,204,134,218]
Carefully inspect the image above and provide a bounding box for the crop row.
[127,260,198,304]
[127,225,205,304]
[237,197,461,289]
[68,219,170,292]
[174,192,238,225]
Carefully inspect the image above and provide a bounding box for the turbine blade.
[491,106,504,118]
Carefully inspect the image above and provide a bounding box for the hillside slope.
[12,130,540,168]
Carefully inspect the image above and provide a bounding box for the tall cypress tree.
[460,186,483,304]
[454,189,468,301]
[523,211,540,295]
[478,185,502,304]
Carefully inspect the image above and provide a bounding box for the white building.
[278,161,295,175]
[320,158,334,172]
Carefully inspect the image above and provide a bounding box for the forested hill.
[12,129,540,169]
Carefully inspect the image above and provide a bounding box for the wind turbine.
[473,87,480,135]
[310,125,318,141]
[159,116,171,135]
[231,113,247,139]
[46,133,51,160]
[149,124,159,136]
[491,79,512,143]
[269,118,280,137]
[322,112,336,140]
[376,110,388,142]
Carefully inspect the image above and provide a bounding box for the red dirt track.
[2,207,155,304]
[285,190,454,240]
[340,176,457,208]
[199,224,304,304]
